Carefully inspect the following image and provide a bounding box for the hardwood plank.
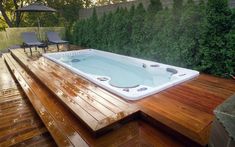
[5,53,91,146]
[136,75,235,145]
[40,57,136,111]
[0,99,28,111]
[13,48,208,145]
[161,86,223,114]
[19,48,134,113]
[6,49,209,146]
[197,74,235,91]
[48,70,118,117]
[41,56,135,111]
[0,89,20,98]
[13,51,108,124]
[0,112,36,127]
[23,51,132,113]
[0,57,55,146]
[118,120,183,147]
[0,121,44,142]
[0,116,41,131]
[0,106,32,118]
[11,48,235,146]
[4,53,75,146]
[11,132,56,147]
[0,127,47,147]
[138,96,212,130]
[0,95,23,104]
[12,49,139,132]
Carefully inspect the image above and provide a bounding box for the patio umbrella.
[17,2,57,40]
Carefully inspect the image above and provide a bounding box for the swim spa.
[43,49,199,100]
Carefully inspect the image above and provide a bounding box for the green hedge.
[70,0,235,78]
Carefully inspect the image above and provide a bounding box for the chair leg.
[23,43,26,52]
[46,43,49,51]
[68,43,70,51]
[57,44,59,52]
[29,47,32,56]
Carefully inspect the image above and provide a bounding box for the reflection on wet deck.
[2,52,186,146]
[0,58,56,146]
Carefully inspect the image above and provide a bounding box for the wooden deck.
[135,74,235,145]
[2,48,235,146]
[8,49,140,134]
[0,58,56,146]
[2,50,186,146]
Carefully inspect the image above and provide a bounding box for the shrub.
[71,0,235,78]
[199,0,234,77]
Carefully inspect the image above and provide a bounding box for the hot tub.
[43,49,199,100]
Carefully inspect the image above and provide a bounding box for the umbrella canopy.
[17,2,56,12]
[16,2,57,40]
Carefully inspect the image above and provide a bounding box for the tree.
[200,0,234,76]
[89,8,98,47]
[0,0,86,28]
[148,9,175,64]
[177,0,205,67]
[110,8,130,53]
[225,23,235,77]
[70,0,235,78]
[0,15,7,30]
[147,0,162,14]
[46,0,82,24]
[144,0,162,55]
[130,3,146,56]
[0,0,29,27]
[172,0,183,16]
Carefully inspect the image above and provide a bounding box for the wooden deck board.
[11,49,139,132]
[41,57,133,112]
[3,51,188,147]
[6,48,235,146]
[135,74,235,145]
[27,51,134,111]
[0,58,56,146]
[4,53,86,146]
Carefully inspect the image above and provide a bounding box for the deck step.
[0,57,55,146]
[3,53,89,147]
[10,49,140,134]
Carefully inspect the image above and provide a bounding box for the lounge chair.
[22,32,46,56]
[46,32,69,51]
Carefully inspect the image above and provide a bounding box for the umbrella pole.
[37,17,41,40]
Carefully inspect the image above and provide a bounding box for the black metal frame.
[22,42,48,56]
[47,41,70,52]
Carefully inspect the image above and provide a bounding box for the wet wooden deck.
[2,48,235,146]
[135,74,235,145]
[0,58,56,146]
[2,50,187,146]
[8,49,140,134]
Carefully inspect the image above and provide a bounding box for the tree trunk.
[0,2,14,27]
[13,0,21,27]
